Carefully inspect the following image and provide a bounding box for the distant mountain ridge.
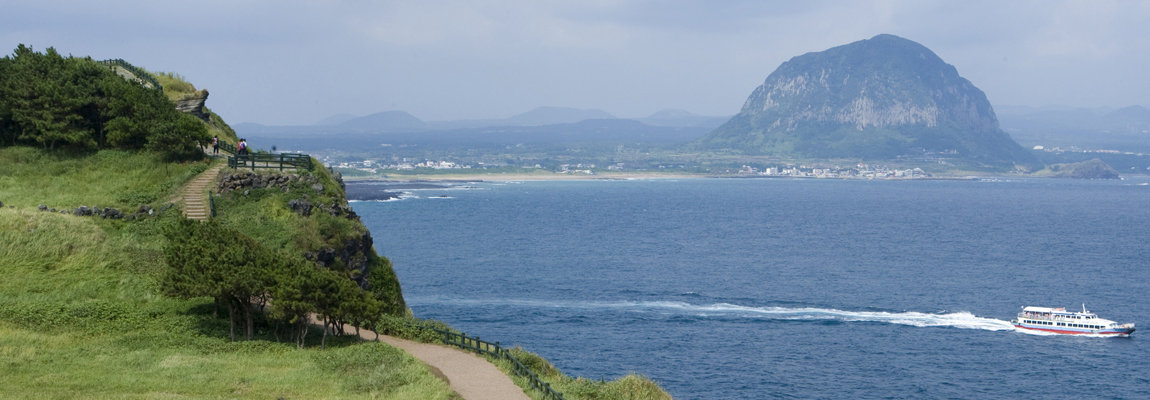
[338,111,427,131]
[638,109,731,129]
[997,104,1150,135]
[696,34,1035,165]
[313,113,358,126]
[266,106,727,134]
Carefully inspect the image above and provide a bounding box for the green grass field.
[0,147,209,210]
[0,147,455,399]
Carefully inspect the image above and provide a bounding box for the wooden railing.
[228,153,313,171]
[218,141,237,155]
[419,325,567,400]
[98,59,162,91]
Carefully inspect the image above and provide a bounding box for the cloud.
[1,0,1146,124]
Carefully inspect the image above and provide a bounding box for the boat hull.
[1012,322,1135,337]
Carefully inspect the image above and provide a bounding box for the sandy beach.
[343,171,709,182]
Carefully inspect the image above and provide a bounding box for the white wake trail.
[411,298,1017,332]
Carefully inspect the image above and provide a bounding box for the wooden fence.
[419,325,568,400]
[98,59,163,91]
[217,141,237,155]
[228,153,313,171]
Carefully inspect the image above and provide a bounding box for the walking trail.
[177,163,224,221]
[177,162,530,400]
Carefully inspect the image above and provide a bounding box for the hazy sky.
[3,1,1148,125]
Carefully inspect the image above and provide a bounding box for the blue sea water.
[355,177,1150,399]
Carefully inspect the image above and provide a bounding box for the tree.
[164,219,274,341]
[165,218,388,347]
[0,45,210,159]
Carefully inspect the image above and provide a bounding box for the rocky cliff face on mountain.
[696,34,1036,166]
[174,89,210,122]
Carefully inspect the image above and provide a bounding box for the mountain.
[994,104,1150,152]
[507,106,616,126]
[338,110,427,131]
[1103,105,1150,133]
[639,109,733,129]
[245,118,709,154]
[1035,158,1120,179]
[695,34,1035,165]
[313,113,358,125]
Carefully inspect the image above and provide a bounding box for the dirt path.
[363,331,532,400]
[308,315,531,400]
[177,162,530,400]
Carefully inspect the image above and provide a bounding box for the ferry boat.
[1011,305,1135,337]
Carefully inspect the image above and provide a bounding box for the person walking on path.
[237,139,248,155]
[212,136,219,154]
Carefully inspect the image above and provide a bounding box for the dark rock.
[287,199,312,217]
[305,233,375,289]
[0,200,3,208]
[49,208,56,212]
[311,183,324,193]
[38,204,47,211]
[75,206,90,216]
[315,248,337,268]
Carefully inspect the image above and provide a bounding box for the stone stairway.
[180,163,224,221]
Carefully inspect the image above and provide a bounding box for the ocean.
[354,176,1150,399]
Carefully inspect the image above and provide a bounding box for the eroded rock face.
[696,34,1035,165]
[175,89,210,122]
[304,232,375,289]
[287,199,312,217]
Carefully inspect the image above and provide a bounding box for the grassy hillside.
[0,147,206,209]
[151,70,239,144]
[0,146,671,399]
[1,46,672,399]
[0,146,454,398]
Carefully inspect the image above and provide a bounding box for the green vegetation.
[0,203,454,399]
[491,347,672,400]
[150,69,239,145]
[208,163,407,316]
[0,147,208,209]
[151,71,196,102]
[0,45,210,160]
[164,218,394,348]
[367,316,675,400]
[0,146,448,397]
[0,44,672,399]
[1032,158,1121,179]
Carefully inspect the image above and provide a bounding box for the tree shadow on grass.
[184,301,365,350]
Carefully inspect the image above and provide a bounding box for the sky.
[2,1,1148,125]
